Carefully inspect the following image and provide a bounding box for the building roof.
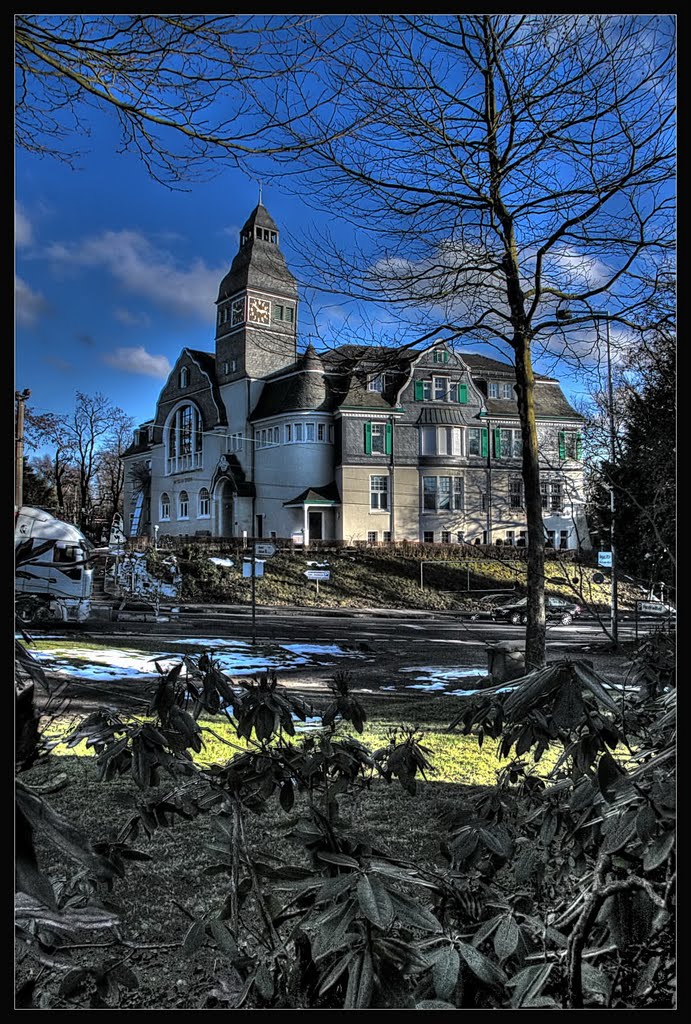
[417,406,474,425]
[283,482,341,506]
[185,348,228,427]
[250,345,336,420]
[461,352,557,382]
[217,203,297,302]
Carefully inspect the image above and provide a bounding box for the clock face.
[248,296,271,325]
[231,298,245,326]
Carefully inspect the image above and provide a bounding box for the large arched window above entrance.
[165,404,203,474]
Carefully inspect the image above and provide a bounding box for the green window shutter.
[385,422,393,455]
[364,422,372,455]
[443,350,449,363]
[458,383,468,405]
[414,380,424,401]
[576,433,583,460]
[558,431,566,460]
[481,428,488,458]
[493,428,502,458]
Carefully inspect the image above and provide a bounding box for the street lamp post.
[602,314,619,644]
[557,307,618,643]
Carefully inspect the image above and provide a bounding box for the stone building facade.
[122,202,590,550]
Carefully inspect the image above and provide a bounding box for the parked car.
[493,595,582,625]
[468,594,517,621]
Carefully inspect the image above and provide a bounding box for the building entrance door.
[308,510,323,541]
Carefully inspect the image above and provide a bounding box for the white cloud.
[15,204,32,248]
[15,275,48,326]
[102,346,172,378]
[114,307,152,327]
[46,230,226,322]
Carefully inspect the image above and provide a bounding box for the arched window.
[198,487,210,518]
[178,366,189,388]
[160,493,170,521]
[166,404,203,474]
[179,491,189,519]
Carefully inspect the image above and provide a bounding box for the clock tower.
[215,204,298,382]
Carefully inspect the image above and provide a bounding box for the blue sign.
[597,551,612,567]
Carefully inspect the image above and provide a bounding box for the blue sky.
[18,14,663,433]
[15,133,595,431]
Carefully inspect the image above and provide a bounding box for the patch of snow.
[208,558,234,567]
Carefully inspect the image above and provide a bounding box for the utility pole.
[15,389,31,509]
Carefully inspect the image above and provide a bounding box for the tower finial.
[258,179,263,205]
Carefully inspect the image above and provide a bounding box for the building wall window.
[367,374,384,392]
[383,531,392,542]
[178,490,189,520]
[502,383,513,399]
[295,423,303,442]
[274,427,280,444]
[166,404,203,474]
[370,475,389,510]
[509,477,524,509]
[420,426,462,455]
[541,479,564,513]
[226,432,242,452]
[423,531,434,543]
[367,531,378,543]
[318,423,325,441]
[494,428,522,459]
[178,367,189,388]
[488,381,499,398]
[441,531,452,543]
[285,424,292,443]
[306,423,315,442]
[422,476,464,511]
[433,349,449,364]
[160,493,170,521]
[273,303,294,323]
[433,376,449,401]
[198,487,210,518]
[466,427,488,457]
[364,421,392,455]
[559,431,583,460]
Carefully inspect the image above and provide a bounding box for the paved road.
[70,609,642,651]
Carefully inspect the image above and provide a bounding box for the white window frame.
[433,376,449,401]
[198,488,210,518]
[305,422,315,442]
[160,493,170,521]
[367,531,378,544]
[179,367,189,388]
[368,374,384,392]
[285,424,292,443]
[383,531,392,543]
[509,477,524,509]
[165,403,203,475]
[441,531,452,543]
[420,425,436,455]
[499,428,522,459]
[370,475,389,511]
[488,382,499,398]
[294,423,303,442]
[317,423,325,442]
[467,428,482,457]
[371,422,386,455]
[423,475,464,511]
[502,383,513,399]
[178,491,189,520]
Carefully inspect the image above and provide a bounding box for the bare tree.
[15,14,338,187]
[257,14,675,667]
[25,409,75,513]
[94,409,136,525]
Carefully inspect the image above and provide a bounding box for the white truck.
[15,506,94,625]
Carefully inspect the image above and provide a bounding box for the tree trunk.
[514,339,546,669]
